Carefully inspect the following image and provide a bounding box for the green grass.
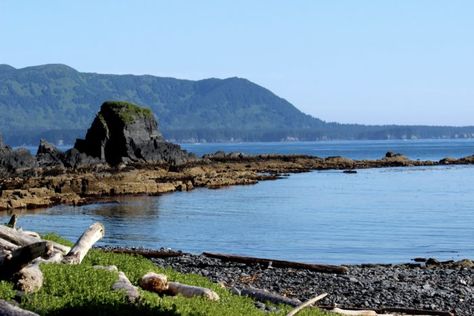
[0,234,332,316]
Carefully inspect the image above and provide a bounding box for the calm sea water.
[181,139,474,161]
[4,140,474,264]
[21,138,474,161]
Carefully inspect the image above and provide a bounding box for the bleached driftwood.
[330,307,377,316]
[139,272,169,292]
[0,225,40,246]
[93,265,119,272]
[16,263,44,293]
[286,293,328,316]
[239,287,302,306]
[0,242,49,278]
[20,231,41,239]
[6,223,104,293]
[139,272,219,300]
[203,252,349,274]
[0,225,70,254]
[0,299,39,316]
[112,271,140,302]
[94,265,140,302]
[15,250,66,293]
[63,222,105,264]
[0,238,18,252]
[168,282,220,301]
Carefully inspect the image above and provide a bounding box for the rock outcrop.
[0,135,37,174]
[74,101,192,166]
[36,139,65,167]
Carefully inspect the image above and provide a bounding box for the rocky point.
[74,101,192,166]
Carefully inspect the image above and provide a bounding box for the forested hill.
[1,64,473,145]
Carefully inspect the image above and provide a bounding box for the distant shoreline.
[10,136,474,149]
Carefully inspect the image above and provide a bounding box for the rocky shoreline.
[147,251,472,315]
[1,100,473,211]
[1,153,474,212]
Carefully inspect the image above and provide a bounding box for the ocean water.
[3,140,474,264]
[21,138,474,161]
[181,139,474,161]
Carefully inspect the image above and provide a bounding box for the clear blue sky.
[1,1,473,126]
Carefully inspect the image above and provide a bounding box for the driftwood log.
[15,264,44,293]
[330,308,377,316]
[94,265,140,302]
[0,224,70,255]
[0,299,39,316]
[287,293,328,316]
[104,248,184,258]
[112,271,140,302]
[0,221,105,294]
[139,272,169,292]
[0,242,49,278]
[203,252,349,274]
[7,215,17,228]
[168,282,220,300]
[0,238,18,252]
[238,287,302,306]
[319,305,455,316]
[63,223,105,264]
[139,272,219,301]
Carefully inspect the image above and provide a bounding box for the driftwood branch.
[15,264,44,293]
[112,271,140,302]
[287,293,328,316]
[238,287,302,306]
[63,222,105,264]
[104,248,183,258]
[203,252,349,274]
[7,215,17,228]
[139,272,219,300]
[319,305,454,316]
[0,238,19,252]
[19,231,41,239]
[0,299,39,316]
[93,265,139,302]
[0,242,49,278]
[139,272,169,292]
[330,307,377,316]
[0,222,105,293]
[168,282,220,300]
[0,225,70,254]
[0,225,39,247]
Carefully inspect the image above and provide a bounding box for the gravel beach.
[149,253,473,315]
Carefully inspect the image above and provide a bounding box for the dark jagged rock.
[203,151,247,160]
[0,135,37,174]
[385,151,403,158]
[36,139,65,167]
[74,101,192,166]
[62,148,103,169]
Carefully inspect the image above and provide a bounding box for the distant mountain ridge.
[0,64,473,145]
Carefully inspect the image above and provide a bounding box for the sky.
[1,0,473,126]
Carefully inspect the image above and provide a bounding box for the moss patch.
[101,100,154,124]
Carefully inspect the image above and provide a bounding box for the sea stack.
[74,101,192,166]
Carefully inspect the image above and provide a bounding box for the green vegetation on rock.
[101,101,153,124]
